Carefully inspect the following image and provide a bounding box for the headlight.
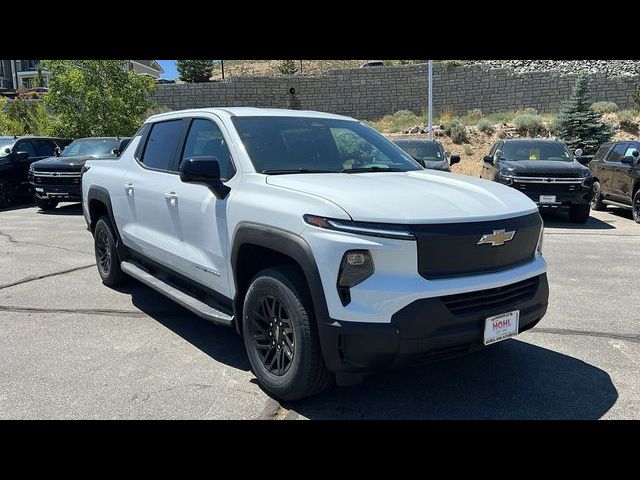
[303,214,415,240]
[498,170,515,184]
[537,223,544,254]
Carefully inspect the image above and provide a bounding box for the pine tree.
[176,60,214,83]
[277,60,298,76]
[554,74,613,154]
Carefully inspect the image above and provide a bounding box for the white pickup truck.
[82,107,548,401]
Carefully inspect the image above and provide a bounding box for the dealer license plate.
[539,195,556,204]
[483,310,519,345]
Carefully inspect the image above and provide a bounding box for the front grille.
[413,213,541,279]
[515,182,578,193]
[33,175,81,186]
[514,172,581,178]
[442,276,539,316]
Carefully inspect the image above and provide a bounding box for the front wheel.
[35,197,58,211]
[242,266,333,401]
[633,190,640,224]
[94,216,126,286]
[591,181,606,211]
[569,204,591,224]
[0,179,15,208]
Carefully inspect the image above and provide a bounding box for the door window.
[13,140,36,157]
[623,145,638,158]
[181,119,236,181]
[606,143,628,163]
[32,139,57,157]
[140,120,184,171]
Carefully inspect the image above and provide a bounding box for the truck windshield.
[61,138,121,158]
[231,116,422,174]
[0,137,14,158]
[394,140,444,161]
[500,141,572,162]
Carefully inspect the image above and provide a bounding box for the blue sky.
[157,60,178,80]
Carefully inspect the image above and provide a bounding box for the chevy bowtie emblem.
[477,229,516,247]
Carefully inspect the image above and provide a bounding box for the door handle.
[164,192,178,206]
[124,183,134,196]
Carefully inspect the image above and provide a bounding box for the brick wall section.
[153,63,640,120]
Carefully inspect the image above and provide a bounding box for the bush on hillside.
[445,119,469,143]
[591,101,619,114]
[513,114,544,136]
[477,118,494,134]
[617,110,638,133]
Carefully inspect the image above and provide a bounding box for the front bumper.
[30,182,82,201]
[500,178,592,210]
[318,273,548,379]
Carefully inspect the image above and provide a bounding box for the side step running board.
[602,199,633,210]
[121,261,234,327]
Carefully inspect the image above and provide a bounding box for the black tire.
[93,216,126,286]
[569,204,591,224]
[633,190,640,224]
[0,179,15,208]
[34,196,58,211]
[591,181,606,211]
[242,266,333,401]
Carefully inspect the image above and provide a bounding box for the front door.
[615,143,639,203]
[161,116,237,298]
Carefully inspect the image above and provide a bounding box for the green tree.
[41,60,156,138]
[554,74,613,154]
[277,60,298,76]
[176,60,214,83]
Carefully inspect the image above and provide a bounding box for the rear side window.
[592,144,612,162]
[32,139,57,157]
[607,143,628,163]
[140,120,184,171]
[14,139,36,157]
[181,119,236,181]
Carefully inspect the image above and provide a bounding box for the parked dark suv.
[392,138,460,172]
[480,139,593,223]
[0,136,71,208]
[589,141,640,223]
[29,137,131,210]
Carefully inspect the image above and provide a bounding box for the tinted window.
[0,137,15,158]
[394,140,444,161]
[141,120,184,171]
[592,144,612,162]
[62,138,121,158]
[624,145,638,158]
[181,119,235,181]
[231,116,420,173]
[607,143,628,163]
[500,141,571,162]
[14,140,36,157]
[32,139,57,157]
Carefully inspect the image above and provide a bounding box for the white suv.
[82,108,548,401]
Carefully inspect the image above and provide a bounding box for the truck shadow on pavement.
[541,211,615,230]
[37,203,83,216]
[289,339,618,420]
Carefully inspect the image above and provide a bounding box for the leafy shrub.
[463,144,474,156]
[466,108,483,123]
[477,118,494,134]
[617,110,638,133]
[438,111,455,124]
[513,113,544,136]
[591,101,619,114]
[371,109,422,133]
[517,107,538,116]
[277,60,298,76]
[445,119,469,144]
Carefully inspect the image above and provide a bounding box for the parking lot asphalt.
[0,201,638,419]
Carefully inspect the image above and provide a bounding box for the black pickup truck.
[480,139,593,223]
[29,137,131,210]
[0,136,71,208]
[589,141,640,223]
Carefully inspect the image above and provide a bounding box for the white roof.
[147,107,356,123]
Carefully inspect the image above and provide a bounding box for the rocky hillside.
[463,60,640,77]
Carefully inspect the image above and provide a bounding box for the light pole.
[428,60,433,140]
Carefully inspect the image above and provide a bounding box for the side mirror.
[574,148,584,157]
[179,156,230,199]
[449,155,461,165]
[576,156,592,165]
[13,151,29,161]
[633,150,639,158]
[111,148,120,157]
[621,156,634,165]
[4,147,10,154]
[483,155,494,164]
[54,147,61,157]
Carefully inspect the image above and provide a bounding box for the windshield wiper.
[341,166,406,173]
[261,169,338,175]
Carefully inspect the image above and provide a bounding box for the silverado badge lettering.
[477,229,516,247]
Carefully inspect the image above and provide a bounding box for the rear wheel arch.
[230,224,330,338]
[86,187,127,261]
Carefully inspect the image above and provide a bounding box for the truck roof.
[147,107,357,123]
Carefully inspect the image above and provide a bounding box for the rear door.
[616,143,640,202]
[600,143,627,200]
[120,118,188,265]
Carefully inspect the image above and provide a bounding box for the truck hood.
[266,170,538,223]
[500,159,589,176]
[31,155,91,172]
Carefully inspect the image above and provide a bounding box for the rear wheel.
[633,190,640,224]
[569,204,591,224]
[0,179,15,208]
[94,216,126,286]
[34,196,58,211]
[591,181,606,211]
[242,266,333,401]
